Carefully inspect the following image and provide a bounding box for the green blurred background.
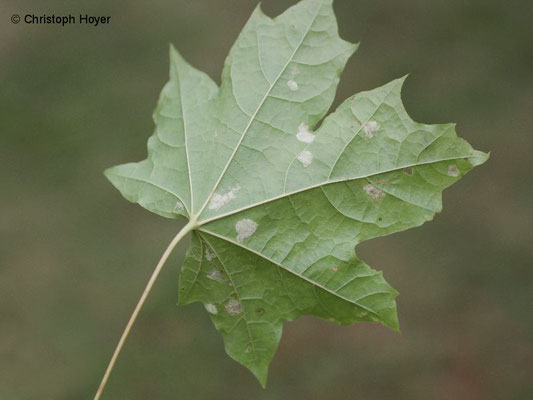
[1,0,532,399]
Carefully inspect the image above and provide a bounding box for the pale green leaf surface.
[105,47,218,218]
[105,0,488,386]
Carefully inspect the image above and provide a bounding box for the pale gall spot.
[297,150,313,168]
[363,184,386,200]
[236,219,258,242]
[403,167,413,176]
[225,298,242,315]
[205,303,218,315]
[448,165,460,177]
[209,185,240,210]
[363,121,380,139]
[331,266,339,272]
[205,247,216,262]
[207,269,224,282]
[245,345,253,353]
[296,123,315,143]
[287,80,299,91]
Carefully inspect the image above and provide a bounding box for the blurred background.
[1,0,532,399]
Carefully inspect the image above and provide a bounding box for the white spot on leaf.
[209,185,240,210]
[363,121,380,139]
[287,80,299,91]
[363,184,386,200]
[207,269,224,282]
[205,303,218,315]
[297,150,313,168]
[173,201,184,213]
[205,247,216,261]
[235,219,258,242]
[448,165,460,177]
[296,123,315,144]
[225,298,242,315]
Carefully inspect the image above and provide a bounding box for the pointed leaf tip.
[469,150,490,166]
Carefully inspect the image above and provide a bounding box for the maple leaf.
[104,0,488,389]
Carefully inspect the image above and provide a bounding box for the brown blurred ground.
[1,0,532,399]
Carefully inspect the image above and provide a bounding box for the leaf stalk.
[93,220,195,400]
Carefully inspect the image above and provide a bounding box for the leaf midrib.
[199,229,389,321]
[198,232,260,361]
[173,58,194,216]
[194,1,324,218]
[196,153,473,226]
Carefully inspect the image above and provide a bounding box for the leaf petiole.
[93,219,196,400]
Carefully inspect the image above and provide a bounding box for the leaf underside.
[105,0,488,386]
